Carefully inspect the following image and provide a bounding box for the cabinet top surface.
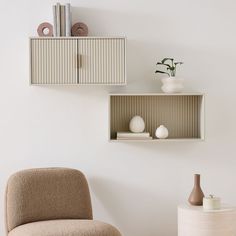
[178,204,236,213]
[30,36,126,39]
[109,92,204,96]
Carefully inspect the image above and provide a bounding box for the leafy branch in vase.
[155,58,183,77]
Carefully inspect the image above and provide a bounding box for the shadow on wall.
[89,177,177,236]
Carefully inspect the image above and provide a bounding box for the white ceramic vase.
[129,116,145,133]
[161,77,184,93]
[155,125,169,139]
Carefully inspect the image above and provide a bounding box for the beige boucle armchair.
[5,168,121,236]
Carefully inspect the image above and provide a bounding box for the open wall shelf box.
[109,93,205,142]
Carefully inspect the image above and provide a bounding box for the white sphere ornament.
[129,116,145,133]
[155,125,169,139]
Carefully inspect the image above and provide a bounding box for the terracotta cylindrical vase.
[188,174,205,206]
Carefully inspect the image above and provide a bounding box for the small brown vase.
[188,174,205,206]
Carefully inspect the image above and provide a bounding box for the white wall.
[1,0,236,235]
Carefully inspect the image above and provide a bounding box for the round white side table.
[178,204,236,236]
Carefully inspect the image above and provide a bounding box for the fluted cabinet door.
[30,39,77,84]
[78,38,126,85]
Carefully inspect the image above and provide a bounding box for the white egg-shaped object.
[129,116,145,133]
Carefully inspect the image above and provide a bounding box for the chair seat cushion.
[8,219,121,236]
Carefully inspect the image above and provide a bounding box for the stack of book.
[116,132,152,140]
[53,3,72,37]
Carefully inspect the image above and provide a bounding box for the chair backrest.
[5,168,93,232]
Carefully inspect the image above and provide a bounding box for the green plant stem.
[155,58,183,78]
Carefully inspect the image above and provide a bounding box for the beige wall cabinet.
[109,93,205,141]
[30,37,126,85]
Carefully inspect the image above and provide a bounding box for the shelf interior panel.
[110,95,203,140]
